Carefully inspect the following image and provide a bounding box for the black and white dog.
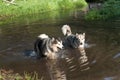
[61,25,85,49]
[34,34,63,59]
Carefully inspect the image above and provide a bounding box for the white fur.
[45,40,63,59]
[77,33,85,48]
[56,41,63,49]
[61,25,71,36]
[38,34,49,39]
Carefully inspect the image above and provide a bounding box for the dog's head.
[51,38,63,52]
[75,33,85,48]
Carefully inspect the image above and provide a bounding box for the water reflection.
[22,45,90,80]
[46,59,67,80]
[59,47,90,80]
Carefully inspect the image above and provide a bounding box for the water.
[0,10,120,80]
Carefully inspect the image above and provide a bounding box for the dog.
[34,34,63,59]
[61,25,85,49]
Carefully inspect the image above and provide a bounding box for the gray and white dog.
[61,25,85,49]
[34,34,63,59]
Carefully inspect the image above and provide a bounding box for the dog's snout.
[58,45,64,50]
[58,47,62,50]
[80,43,83,45]
[61,46,64,49]
[62,46,64,49]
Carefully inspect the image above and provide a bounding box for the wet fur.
[34,34,63,59]
[62,25,85,49]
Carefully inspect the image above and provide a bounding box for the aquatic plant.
[0,69,41,80]
[85,0,120,20]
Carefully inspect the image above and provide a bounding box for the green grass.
[85,0,120,20]
[0,0,87,18]
[0,69,41,80]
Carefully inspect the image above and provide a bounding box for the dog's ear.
[51,38,58,44]
[51,37,55,41]
[83,33,85,36]
[76,33,80,38]
[76,33,79,36]
[57,37,62,41]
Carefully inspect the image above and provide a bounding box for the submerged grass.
[0,0,87,18]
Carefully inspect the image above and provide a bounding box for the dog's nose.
[80,43,83,45]
[62,46,65,49]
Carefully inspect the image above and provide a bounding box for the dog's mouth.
[57,47,64,50]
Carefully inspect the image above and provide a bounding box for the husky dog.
[61,25,85,48]
[34,34,63,59]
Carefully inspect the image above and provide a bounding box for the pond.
[0,10,120,80]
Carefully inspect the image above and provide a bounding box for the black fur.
[34,38,52,59]
[63,35,80,48]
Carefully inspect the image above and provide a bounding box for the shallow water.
[0,10,120,80]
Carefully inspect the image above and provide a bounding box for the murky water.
[0,10,120,80]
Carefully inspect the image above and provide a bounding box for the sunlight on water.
[113,53,120,59]
[104,76,116,80]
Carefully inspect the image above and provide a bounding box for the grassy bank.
[0,69,41,80]
[0,0,87,19]
[85,0,120,20]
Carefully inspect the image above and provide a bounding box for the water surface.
[0,10,120,80]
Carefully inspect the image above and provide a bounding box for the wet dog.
[34,34,63,59]
[61,25,85,49]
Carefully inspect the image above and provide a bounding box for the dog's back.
[34,34,63,59]
[63,35,80,48]
[61,25,85,49]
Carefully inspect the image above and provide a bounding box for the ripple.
[104,76,116,80]
[113,53,120,59]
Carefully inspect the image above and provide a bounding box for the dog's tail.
[34,38,46,59]
[38,34,49,39]
[61,25,72,36]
